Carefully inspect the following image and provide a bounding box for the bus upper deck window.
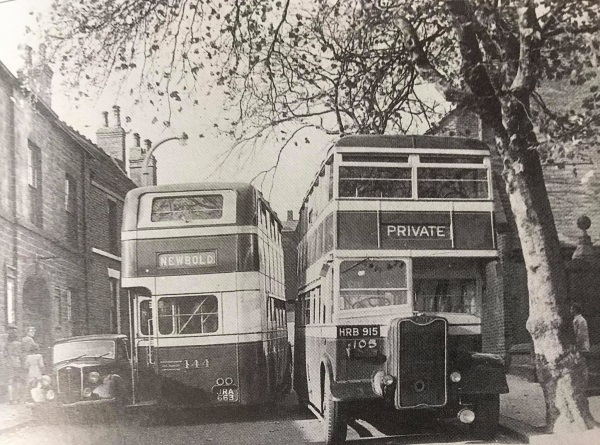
[151,195,224,222]
[339,167,412,198]
[417,168,488,199]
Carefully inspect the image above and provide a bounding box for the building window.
[55,288,62,324]
[6,267,16,324]
[27,142,43,227]
[66,288,73,322]
[65,175,78,246]
[108,199,118,254]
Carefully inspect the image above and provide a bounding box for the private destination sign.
[337,210,494,250]
[385,224,449,239]
[157,250,217,269]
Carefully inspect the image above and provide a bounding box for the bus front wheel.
[322,371,347,445]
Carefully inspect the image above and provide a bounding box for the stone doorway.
[22,276,51,352]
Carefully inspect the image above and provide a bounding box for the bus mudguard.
[456,352,509,394]
[323,355,377,402]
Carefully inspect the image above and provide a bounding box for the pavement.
[499,374,600,444]
[1,375,600,443]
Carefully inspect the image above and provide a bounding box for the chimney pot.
[133,133,140,147]
[112,105,121,127]
[102,111,109,127]
[144,139,152,151]
[287,210,294,221]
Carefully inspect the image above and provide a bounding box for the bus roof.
[124,182,256,201]
[122,182,282,231]
[334,134,490,151]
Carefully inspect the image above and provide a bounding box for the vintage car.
[31,334,132,410]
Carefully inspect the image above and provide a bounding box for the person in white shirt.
[571,302,590,390]
[572,303,590,354]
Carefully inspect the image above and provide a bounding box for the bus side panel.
[237,340,269,405]
[293,325,309,402]
[305,328,326,408]
[135,343,160,403]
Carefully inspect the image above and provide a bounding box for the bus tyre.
[322,371,347,445]
[471,393,500,440]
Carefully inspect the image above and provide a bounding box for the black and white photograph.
[0,1,599,444]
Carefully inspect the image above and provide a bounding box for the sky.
[0,0,328,220]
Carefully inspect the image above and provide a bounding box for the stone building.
[0,50,152,363]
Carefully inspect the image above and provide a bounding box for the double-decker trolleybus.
[121,183,291,408]
[294,135,508,444]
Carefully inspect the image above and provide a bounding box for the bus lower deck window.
[158,295,219,334]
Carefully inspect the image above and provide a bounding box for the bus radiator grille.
[392,317,447,408]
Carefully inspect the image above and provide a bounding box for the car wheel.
[322,371,347,445]
[471,393,500,440]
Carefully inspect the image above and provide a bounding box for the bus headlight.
[88,371,100,384]
[82,387,93,398]
[450,371,462,383]
[45,389,56,401]
[372,371,394,396]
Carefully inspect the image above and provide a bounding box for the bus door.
[132,293,160,404]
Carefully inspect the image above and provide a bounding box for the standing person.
[21,326,38,353]
[4,325,23,404]
[23,343,44,387]
[572,303,590,354]
[571,302,590,389]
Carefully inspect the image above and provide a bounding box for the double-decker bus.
[121,183,291,408]
[294,135,508,444]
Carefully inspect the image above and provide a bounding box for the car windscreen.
[53,340,115,364]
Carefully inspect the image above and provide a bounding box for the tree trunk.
[396,0,597,432]
[500,101,595,432]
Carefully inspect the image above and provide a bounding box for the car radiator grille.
[389,317,447,408]
[57,367,82,403]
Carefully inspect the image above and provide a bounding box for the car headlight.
[88,371,100,384]
[82,387,93,398]
[40,375,52,388]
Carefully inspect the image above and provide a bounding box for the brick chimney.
[96,106,126,166]
[128,133,157,187]
[20,45,54,107]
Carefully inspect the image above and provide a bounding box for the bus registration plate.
[213,386,239,402]
[337,325,380,338]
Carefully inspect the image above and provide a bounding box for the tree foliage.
[41,0,458,141]
[40,0,600,155]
